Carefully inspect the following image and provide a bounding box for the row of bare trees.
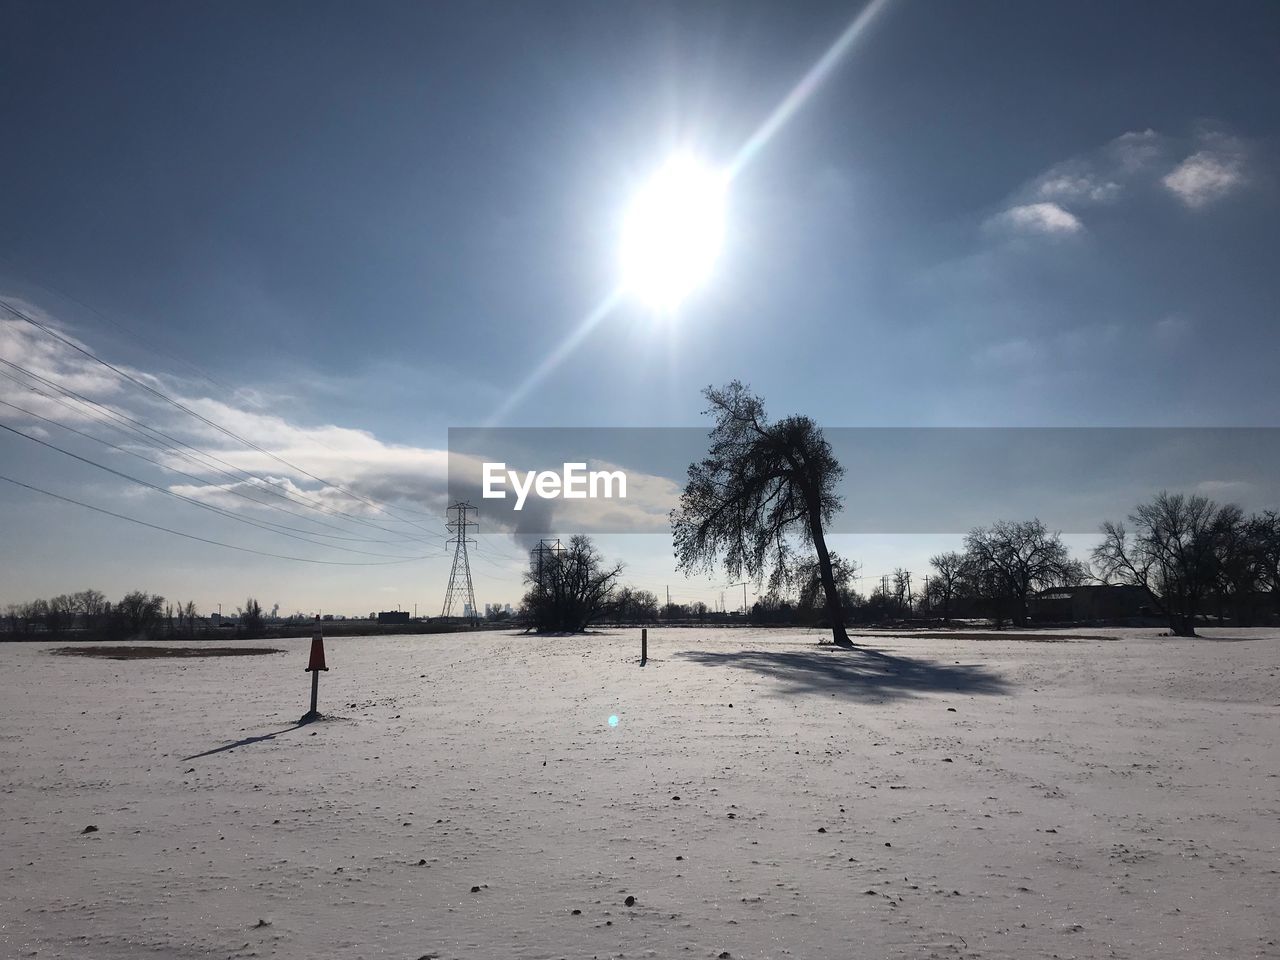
[2,591,271,640]
[918,519,1086,626]
[1092,493,1280,636]
[670,381,1280,643]
[752,495,1280,638]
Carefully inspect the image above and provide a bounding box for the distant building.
[377,610,411,625]
[1030,585,1153,622]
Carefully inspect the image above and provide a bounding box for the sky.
[2,0,1279,617]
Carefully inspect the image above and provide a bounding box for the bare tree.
[23,598,49,632]
[794,553,859,613]
[47,594,76,635]
[1248,511,1280,619]
[182,600,198,635]
[115,591,165,637]
[892,568,913,615]
[610,586,659,624]
[928,551,965,622]
[73,589,108,631]
[1212,505,1255,623]
[671,381,853,646]
[963,519,1079,625]
[242,597,264,635]
[522,535,623,632]
[1093,491,1240,637]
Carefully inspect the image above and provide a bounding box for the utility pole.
[729,581,748,613]
[441,501,478,621]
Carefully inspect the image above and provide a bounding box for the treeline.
[507,491,1280,637]
[750,493,1280,637]
[1,591,265,641]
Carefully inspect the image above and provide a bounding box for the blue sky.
[2,1,1278,615]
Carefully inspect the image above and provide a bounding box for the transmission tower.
[441,501,478,619]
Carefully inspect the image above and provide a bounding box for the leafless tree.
[182,600,198,634]
[243,597,264,635]
[671,381,853,646]
[892,568,913,614]
[522,535,623,632]
[1092,491,1239,637]
[1248,511,1280,618]
[928,551,966,622]
[793,553,859,612]
[115,591,165,637]
[47,594,76,634]
[73,589,109,630]
[963,519,1080,625]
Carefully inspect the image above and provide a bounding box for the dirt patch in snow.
[50,645,285,659]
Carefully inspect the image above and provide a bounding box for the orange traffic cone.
[305,634,328,672]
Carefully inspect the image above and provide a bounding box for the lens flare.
[608,714,620,727]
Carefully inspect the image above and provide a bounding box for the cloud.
[1162,145,1246,208]
[1153,314,1194,346]
[987,202,1083,236]
[0,299,458,535]
[1194,479,1254,500]
[1036,172,1122,204]
[981,124,1252,242]
[1009,129,1169,221]
[1106,129,1167,173]
[2,302,692,559]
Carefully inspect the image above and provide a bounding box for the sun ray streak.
[728,0,893,180]
[483,286,625,428]
[483,0,894,426]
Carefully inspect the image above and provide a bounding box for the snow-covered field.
[2,626,1277,960]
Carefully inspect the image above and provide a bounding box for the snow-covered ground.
[2,626,1277,960]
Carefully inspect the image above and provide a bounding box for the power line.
[0,419,445,560]
[0,355,443,545]
[0,254,255,408]
[0,393,425,546]
[0,473,438,566]
[1,297,440,531]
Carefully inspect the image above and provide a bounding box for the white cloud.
[1106,129,1166,172]
[988,202,1083,236]
[0,301,456,527]
[1037,172,1122,204]
[1162,149,1246,208]
[1,302,691,547]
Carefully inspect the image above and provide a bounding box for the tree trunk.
[807,495,852,647]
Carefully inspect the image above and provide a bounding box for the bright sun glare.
[621,155,727,311]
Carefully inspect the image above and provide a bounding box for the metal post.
[641,628,647,666]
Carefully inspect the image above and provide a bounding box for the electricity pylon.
[441,501,478,619]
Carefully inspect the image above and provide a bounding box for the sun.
[620,155,727,311]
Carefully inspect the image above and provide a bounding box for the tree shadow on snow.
[674,645,1009,702]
